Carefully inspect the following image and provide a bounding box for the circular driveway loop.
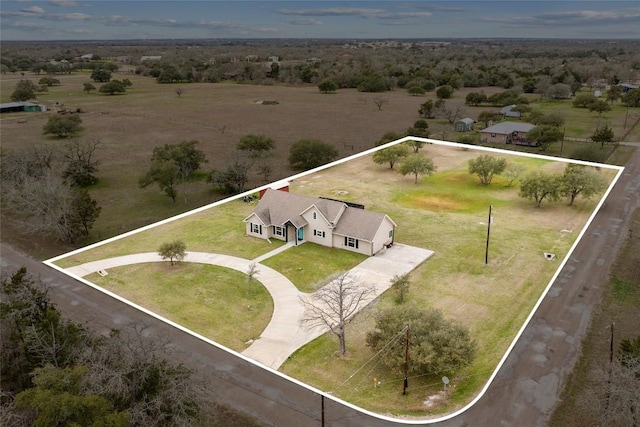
[66,244,433,369]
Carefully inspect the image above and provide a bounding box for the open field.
[51,142,617,416]
[2,71,635,260]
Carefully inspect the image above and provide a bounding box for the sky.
[1,1,639,41]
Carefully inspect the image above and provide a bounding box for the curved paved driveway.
[64,244,433,370]
[67,251,306,369]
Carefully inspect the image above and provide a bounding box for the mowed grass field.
[87,262,273,352]
[52,143,618,416]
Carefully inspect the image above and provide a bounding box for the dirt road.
[2,146,638,426]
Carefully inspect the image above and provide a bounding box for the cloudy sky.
[1,1,638,41]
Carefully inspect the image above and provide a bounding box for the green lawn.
[55,198,284,268]
[53,145,615,416]
[88,262,273,352]
[261,244,367,292]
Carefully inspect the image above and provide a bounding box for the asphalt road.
[1,147,638,426]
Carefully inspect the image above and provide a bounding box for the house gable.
[246,189,396,255]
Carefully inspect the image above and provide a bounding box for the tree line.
[0,267,203,426]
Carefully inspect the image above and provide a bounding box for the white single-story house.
[243,189,397,256]
[455,118,475,132]
[480,122,536,145]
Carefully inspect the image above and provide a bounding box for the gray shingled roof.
[333,208,389,242]
[481,122,535,134]
[246,189,394,242]
[249,189,344,228]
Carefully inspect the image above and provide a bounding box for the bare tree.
[442,105,463,124]
[569,357,640,426]
[372,96,389,111]
[302,271,375,357]
[246,262,259,296]
[175,88,185,97]
[4,171,95,242]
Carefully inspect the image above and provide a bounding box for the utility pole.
[609,322,615,364]
[403,324,410,395]
[485,205,493,264]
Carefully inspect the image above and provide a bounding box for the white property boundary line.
[44,138,625,424]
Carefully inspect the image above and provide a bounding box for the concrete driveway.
[62,243,433,369]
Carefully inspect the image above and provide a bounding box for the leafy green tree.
[288,139,338,171]
[619,335,640,368]
[588,99,612,116]
[158,240,187,265]
[465,91,487,106]
[72,189,102,236]
[570,81,583,96]
[570,145,608,163]
[1,268,88,388]
[357,74,389,92]
[503,162,526,187]
[407,85,425,96]
[140,140,207,203]
[477,110,502,127]
[528,125,564,152]
[373,144,409,169]
[318,79,338,93]
[399,154,437,184]
[572,93,598,108]
[157,65,184,83]
[391,274,410,303]
[519,170,561,208]
[366,305,476,376]
[236,134,275,160]
[529,111,565,128]
[545,83,571,100]
[42,114,82,138]
[374,131,401,147]
[558,164,606,205]
[622,88,640,107]
[10,79,38,101]
[15,365,129,427]
[99,80,126,95]
[82,82,96,93]
[436,85,454,99]
[90,68,111,82]
[418,100,435,118]
[468,155,507,185]
[404,120,430,151]
[606,85,622,104]
[591,124,615,148]
[38,77,60,87]
[139,161,179,202]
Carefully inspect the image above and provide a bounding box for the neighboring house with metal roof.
[243,189,397,256]
[480,122,536,145]
[500,104,521,118]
